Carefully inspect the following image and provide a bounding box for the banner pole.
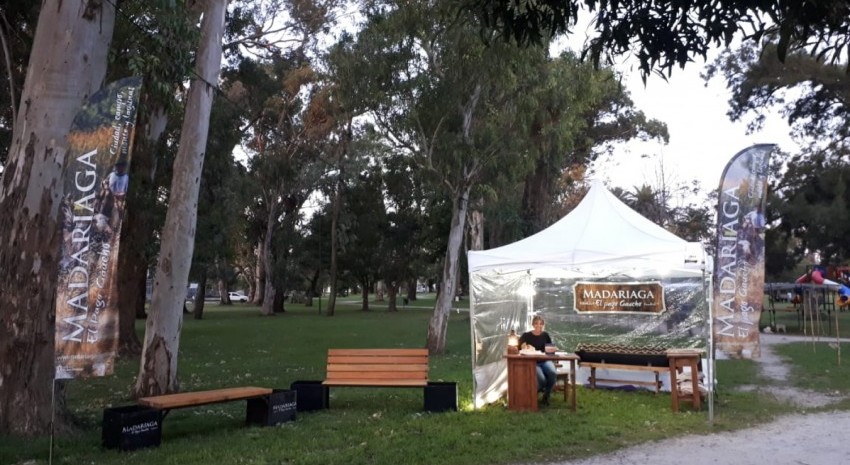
[49,378,56,465]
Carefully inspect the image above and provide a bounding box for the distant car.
[229,291,249,302]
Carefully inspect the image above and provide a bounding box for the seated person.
[519,315,558,405]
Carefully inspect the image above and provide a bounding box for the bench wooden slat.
[328,355,429,364]
[326,371,427,380]
[581,362,669,373]
[328,348,428,356]
[324,348,429,389]
[138,386,272,410]
[324,379,427,387]
[327,364,428,372]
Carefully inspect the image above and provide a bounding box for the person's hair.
[531,315,545,325]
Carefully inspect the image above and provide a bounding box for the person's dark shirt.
[519,331,551,352]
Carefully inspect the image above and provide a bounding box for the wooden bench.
[104,386,288,450]
[138,386,273,414]
[576,343,671,393]
[321,348,457,412]
[323,348,429,387]
[582,362,669,393]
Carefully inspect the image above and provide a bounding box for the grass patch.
[1,296,842,465]
[773,341,850,394]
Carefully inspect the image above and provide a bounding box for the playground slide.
[795,269,825,284]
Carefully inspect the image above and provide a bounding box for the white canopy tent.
[467,181,713,414]
[469,181,706,274]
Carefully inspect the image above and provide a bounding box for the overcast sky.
[555,15,800,206]
[588,56,799,202]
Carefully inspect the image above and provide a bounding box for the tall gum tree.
[340,1,547,353]
[134,0,228,397]
[0,0,115,435]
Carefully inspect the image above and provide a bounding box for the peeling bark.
[427,185,471,354]
[134,0,227,397]
[0,0,115,436]
[116,102,168,358]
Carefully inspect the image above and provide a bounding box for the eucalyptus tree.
[239,0,343,316]
[191,73,255,318]
[341,1,552,353]
[515,51,668,235]
[336,163,388,311]
[248,57,329,316]
[109,1,197,355]
[135,0,228,397]
[0,2,38,166]
[0,0,116,436]
[382,153,433,302]
[708,41,850,271]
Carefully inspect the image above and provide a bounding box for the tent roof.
[468,181,704,273]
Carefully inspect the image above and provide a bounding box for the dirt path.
[536,334,850,465]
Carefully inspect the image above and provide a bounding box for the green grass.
[774,341,850,395]
[1,294,847,465]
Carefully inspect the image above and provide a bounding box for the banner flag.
[712,144,775,358]
[55,77,142,379]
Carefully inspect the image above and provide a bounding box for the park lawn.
[2,296,847,465]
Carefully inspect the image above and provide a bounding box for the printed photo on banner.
[55,76,142,379]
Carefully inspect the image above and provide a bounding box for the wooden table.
[505,353,579,412]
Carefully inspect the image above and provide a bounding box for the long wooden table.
[505,353,579,412]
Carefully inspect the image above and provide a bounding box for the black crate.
[102,405,162,451]
[290,380,329,411]
[246,389,297,426]
[424,381,457,412]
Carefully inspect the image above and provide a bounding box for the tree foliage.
[467,0,850,78]
[707,40,850,276]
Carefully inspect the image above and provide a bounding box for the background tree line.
[1,0,847,436]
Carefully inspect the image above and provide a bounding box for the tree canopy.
[467,0,850,77]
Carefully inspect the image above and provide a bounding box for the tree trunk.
[406,281,416,302]
[217,264,229,304]
[136,277,149,319]
[117,270,146,357]
[0,0,115,435]
[387,283,398,312]
[116,102,168,357]
[134,0,227,397]
[260,202,277,316]
[326,175,342,316]
[253,240,265,305]
[360,277,370,311]
[521,158,553,235]
[427,185,471,355]
[273,290,286,313]
[469,205,485,251]
[193,269,207,320]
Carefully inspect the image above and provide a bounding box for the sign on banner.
[54,77,142,379]
[573,281,665,314]
[713,144,775,359]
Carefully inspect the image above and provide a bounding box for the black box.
[246,389,297,426]
[424,381,457,412]
[290,380,329,411]
[102,405,162,451]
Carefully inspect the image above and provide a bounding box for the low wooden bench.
[138,386,273,414]
[582,362,669,393]
[576,343,671,393]
[323,348,429,387]
[104,386,290,450]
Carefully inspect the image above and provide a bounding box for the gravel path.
[538,334,850,465]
